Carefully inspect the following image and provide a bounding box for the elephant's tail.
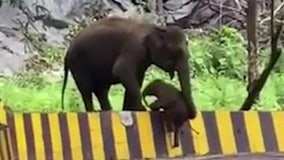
[61,57,69,111]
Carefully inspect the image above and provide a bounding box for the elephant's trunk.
[176,57,197,119]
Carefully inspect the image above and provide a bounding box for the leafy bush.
[190,26,247,80]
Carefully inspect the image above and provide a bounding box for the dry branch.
[259,1,284,25]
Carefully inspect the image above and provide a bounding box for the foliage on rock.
[64,1,110,43]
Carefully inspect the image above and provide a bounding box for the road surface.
[155,152,284,160]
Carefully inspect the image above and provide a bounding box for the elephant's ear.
[142,26,166,60]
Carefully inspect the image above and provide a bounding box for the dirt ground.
[155,152,284,160]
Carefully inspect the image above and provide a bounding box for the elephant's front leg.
[113,70,144,111]
[112,54,146,111]
[122,85,145,111]
[123,90,146,111]
[119,72,145,111]
[122,72,146,111]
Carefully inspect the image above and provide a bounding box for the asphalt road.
[154,152,284,160]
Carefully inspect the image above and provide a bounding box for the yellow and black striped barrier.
[0,110,284,160]
[0,101,14,160]
[0,123,13,160]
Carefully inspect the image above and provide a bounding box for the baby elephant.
[142,79,190,148]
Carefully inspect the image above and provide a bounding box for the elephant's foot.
[124,108,146,111]
[133,107,147,111]
[85,107,98,112]
[100,105,113,111]
[85,109,95,112]
[135,105,147,111]
[123,105,147,111]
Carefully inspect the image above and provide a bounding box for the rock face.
[0,0,91,76]
[0,0,248,76]
[0,4,25,76]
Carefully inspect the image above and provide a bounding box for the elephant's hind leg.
[70,71,94,112]
[93,86,112,111]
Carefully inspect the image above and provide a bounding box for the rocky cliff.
[0,0,250,76]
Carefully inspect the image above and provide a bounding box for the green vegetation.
[1,26,284,113]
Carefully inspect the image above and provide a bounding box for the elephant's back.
[88,16,154,30]
[72,17,154,45]
[65,17,154,82]
[69,17,152,54]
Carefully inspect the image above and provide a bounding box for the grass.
[1,71,284,113]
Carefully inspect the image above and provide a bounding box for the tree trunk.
[240,0,283,111]
[246,0,259,109]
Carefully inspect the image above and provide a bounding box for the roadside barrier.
[0,110,284,160]
[0,123,13,160]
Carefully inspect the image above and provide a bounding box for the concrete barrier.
[0,110,284,160]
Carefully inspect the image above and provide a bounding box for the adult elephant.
[61,16,197,118]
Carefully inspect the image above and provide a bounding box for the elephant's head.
[141,79,164,108]
[143,25,197,119]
